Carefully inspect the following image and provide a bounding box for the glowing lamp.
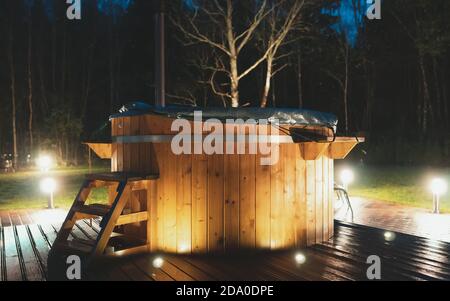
[294,252,306,265]
[152,257,164,268]
[40,177,57,209]
[340,169,354,190]
[430,178,447,196]
[430,178,447,214]
[36,155,53,172]
[384,231,396,242]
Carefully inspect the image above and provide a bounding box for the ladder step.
[73,204,111,217]
[86,172,159,182]
[116,211,148,226]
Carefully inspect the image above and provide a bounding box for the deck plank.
[27,224,51,276]
[15,226,45,281]
[4,227,22,281]
[131,256,174,281]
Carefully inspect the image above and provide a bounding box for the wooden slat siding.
[15,226,45,281]
[111,118,118,172]
[154,144,165,252]
[322,156,329,241]
[147,180,158,251]
[164,151,177,253]
[207,154,224,251]
[315,157,324,244]
[294,147,307,247]
[329,158,334,238]
[270,144,284,249]
[108,113,349,252]
[130,115,140,172]
[122,117,132,172]
[116,117,124,172]
[123,191,142,239]
[239,153,256,248]
[255,153,271,249]
[305,158,316,246]
[4,227,22,281]
[223,154,240,250]
[139,190,148,240]
[284,145,296,248]
[176,154,192,253]
[139,115,156,174]
[191,153,208,253]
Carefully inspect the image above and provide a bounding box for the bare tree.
[258,0,306,108]
[171,0,278,107]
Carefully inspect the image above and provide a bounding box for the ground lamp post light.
[340,168,354,191]
[40,177,57,209]
[430,178,447,214]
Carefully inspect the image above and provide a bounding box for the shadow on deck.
[1,220,449,281]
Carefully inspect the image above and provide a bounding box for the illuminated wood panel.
[107,114,362,253]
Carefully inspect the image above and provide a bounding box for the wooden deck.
[1,220,449,281]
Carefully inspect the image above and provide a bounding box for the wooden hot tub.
[89,104,363,254]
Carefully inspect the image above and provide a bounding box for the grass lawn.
[0,166,109,211]
[340,165,450,213]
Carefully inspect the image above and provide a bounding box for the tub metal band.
[112,135,294,144]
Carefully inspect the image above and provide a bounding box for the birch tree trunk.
[260,55,273,108]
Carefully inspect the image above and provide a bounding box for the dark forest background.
[0,0,449,167]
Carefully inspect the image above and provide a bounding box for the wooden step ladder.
[49,172,158,266]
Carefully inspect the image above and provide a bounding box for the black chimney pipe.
[154,0,165,107]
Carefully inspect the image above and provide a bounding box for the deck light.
[36,155,53,172]
[152,257,164,268]
[40,177,57,209]
[178,244,189,253]
[340,169,354,190]
[384,231,395,241]
[294,252,306,265]
[430,178,447,214]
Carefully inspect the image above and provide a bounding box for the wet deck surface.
[335,197,450,243]
[1,220,449,281]
[0,209,67,227]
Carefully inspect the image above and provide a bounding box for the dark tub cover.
[110,102,338,131]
